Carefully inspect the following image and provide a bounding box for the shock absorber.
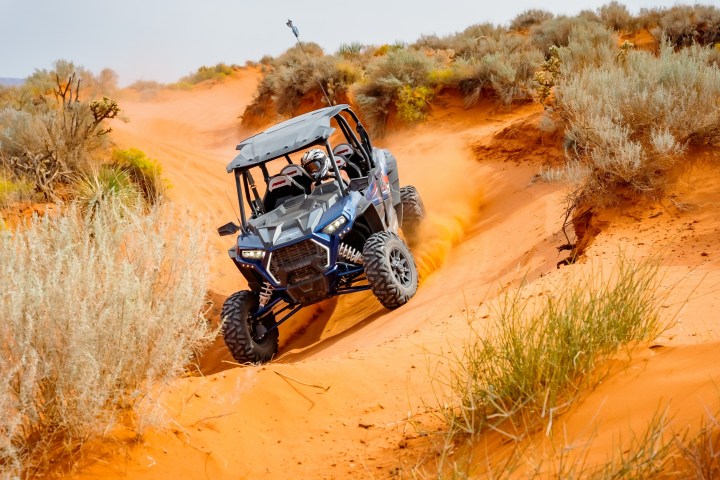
[338,243,363,264]
[258,281,273,308]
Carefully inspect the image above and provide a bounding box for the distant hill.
[0,77,25,86]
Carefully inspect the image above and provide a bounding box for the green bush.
[0,199,214,477]
[396,85,434,122]
[111,148,166,205]
[0,174,33,207]
[177,62,240,85]
[554,42,720,207]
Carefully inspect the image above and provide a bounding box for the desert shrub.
[76,165,142,214]
[413,23,512,59]
[530,16,602,53]
[354,49,438,134]
[270,56,360,115]
[557,21,618,73]
[446,256,664,437]
[0,62,120,200]
[243,43,360,120]
[396,85,434,122]
[598,1,634,31]
[451,48,543,106]
[652,4,720,47]
[509,9,554,31]
[0,173,33,208]
[0,199,214,477]
[177,62,240,85]
[111,148,166,205]
[554,42,720,207]
[336,42,366,60]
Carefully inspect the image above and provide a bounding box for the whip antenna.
[286,19,333,107]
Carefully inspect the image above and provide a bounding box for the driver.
[300,148,331,184]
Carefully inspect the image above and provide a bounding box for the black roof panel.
[226,104,349,172]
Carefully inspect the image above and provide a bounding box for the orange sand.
[66,74,720,479]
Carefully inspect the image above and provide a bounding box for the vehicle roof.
[226,104,349,172]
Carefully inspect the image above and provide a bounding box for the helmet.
[301,148,330,181]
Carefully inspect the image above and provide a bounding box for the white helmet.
[301,148,330,181]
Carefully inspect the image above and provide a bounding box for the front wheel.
[221,291,278,364]
[363,232,418,309]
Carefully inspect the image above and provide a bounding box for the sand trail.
[68,75,720,479]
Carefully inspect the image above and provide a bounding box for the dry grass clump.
[553,42,720,207]
[445,256,664,438]
[0,199,214,477]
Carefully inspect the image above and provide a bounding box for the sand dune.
[69,74,720,479]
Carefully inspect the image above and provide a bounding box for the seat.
[280,164,313,194]
[263,174,306,211]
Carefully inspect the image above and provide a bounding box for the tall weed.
[446,256,665,438]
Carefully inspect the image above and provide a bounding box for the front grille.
[287,266,317,285]
[268,239,328,285]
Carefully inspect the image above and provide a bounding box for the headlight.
[322,216,347,234]
[240,249,265,260]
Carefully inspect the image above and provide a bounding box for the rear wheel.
[221,291,278,364]
[400,185,425,244]
[363,231,418,309]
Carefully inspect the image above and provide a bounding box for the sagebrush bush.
[652,4,720,47]
[452,49,543,106]
[446,256,664,437]
[554,42,720,207]
[509,9,554,31]
[530,16,602,53]
[0,199,214,477]
[354,49,439,134]
[598,1,634,31]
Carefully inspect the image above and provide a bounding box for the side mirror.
[217,222,240,236]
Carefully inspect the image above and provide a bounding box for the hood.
[246,183,350,248]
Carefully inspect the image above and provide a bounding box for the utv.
[217,104,425,363]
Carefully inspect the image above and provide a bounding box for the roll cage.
[225,105,375,232]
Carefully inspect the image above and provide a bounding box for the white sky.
[1,0,688,85]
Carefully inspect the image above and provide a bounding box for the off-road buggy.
[217,104,425,363]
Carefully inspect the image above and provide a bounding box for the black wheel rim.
[250,315,270,342]
[389,248,412,287]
